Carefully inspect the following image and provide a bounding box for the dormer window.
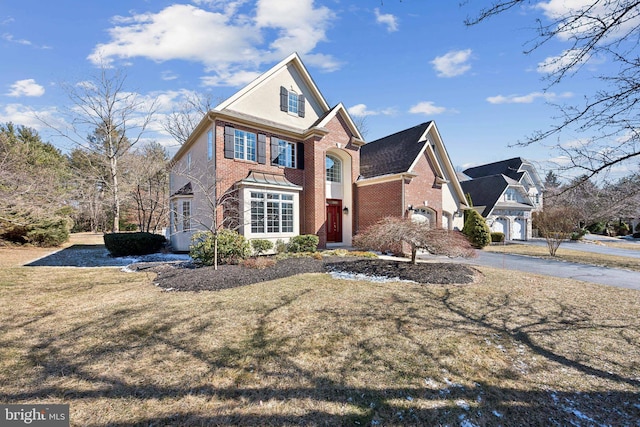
[280,86,305,117]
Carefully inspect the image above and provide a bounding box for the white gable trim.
[316,103,365,143]
[214,53,330,113]
[406,122,468,207]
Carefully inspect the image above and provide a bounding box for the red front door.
[326,200,342,243]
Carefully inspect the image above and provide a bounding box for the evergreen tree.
[462,209,491,249]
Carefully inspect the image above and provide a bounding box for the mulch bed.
[134,256,477,292]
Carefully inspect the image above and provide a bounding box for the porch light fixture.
[342,206,349,215]
[407,204,414,211]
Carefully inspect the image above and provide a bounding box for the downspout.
[401,174,406,218]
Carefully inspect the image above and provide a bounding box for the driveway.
[511,236,640,259]
[453,250,640,291]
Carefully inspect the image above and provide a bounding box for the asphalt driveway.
[456,250,639,291]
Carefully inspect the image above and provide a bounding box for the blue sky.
[0,0,616,178]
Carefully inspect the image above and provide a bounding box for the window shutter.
[280,86,288,112]
[224,126,234,159]
[271,137,279,165]
[257,133,266,164]
[298,94,305,117]
[297,142,304,169]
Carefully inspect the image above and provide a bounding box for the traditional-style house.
[460,157,544,240]
[168,54,469,251]
[356,122,469,232]
[169,53,364,251]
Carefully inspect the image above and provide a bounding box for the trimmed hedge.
[104,232,166,257]
[490,232,505,243]
[287,234,319,253]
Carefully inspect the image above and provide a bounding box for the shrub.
[615,222,630,236]
[587,221,606,234]
[462,210,491,248]
[633,232,640,238]
[635,223,640,233]
[104,232,166,257]
[27,217,71,247]
[274,239,287,254]
[241,257,277,269]
[570,228,588,240]
[190,230,250,266]
[287,234,319,253]
[490,232,505,243]
[250,239,274,256]
[0,216,71,247]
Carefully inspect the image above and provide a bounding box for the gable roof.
[460,174,532,217]
[463,157,526,181]
[359,121,468,207]
[359,122,433,178]
[215,52,330,113]
[173,52,363,162]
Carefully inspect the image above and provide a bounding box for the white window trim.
[241,187,299,240]
[274,138,296,168]
[326,154,342,183]
[287,90,299,115]
[234,129,257,161]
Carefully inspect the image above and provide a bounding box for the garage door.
[513,218,526,240]
[491,218,509,240]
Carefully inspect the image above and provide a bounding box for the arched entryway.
[325,149,353,245]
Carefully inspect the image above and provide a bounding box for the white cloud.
[6,79,45,97]
[0,103,59,130]
[536,49,586,74]
[486,91,572,104]
[88,1,339,85]
[347,103,395,117]
[2,32,32,46]
[374,8,398,32]
[409,101,447,115]
[160,70,178,81]
[431,49,472,78]
[201,70,262,87]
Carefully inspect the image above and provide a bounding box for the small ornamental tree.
[462,209,491,248]
[533,206,579,256]
[354,217,475,264]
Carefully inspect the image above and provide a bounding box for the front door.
[326,199,342,243]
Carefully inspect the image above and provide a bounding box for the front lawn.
[0,241,639,425]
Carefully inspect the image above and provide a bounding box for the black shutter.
[297,142,304,169]
[224,126,234,159]
[280,86,288,112]
[298,94,305,117]
[257,133,266,164]
[271,137,279,165]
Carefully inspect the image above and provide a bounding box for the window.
[280,86,305,117]
[187,152,192,171]
[234,129,256,161]
[182,200,191,231]
[288,90,299,114]
[273,139,296,168]
[326,155,341,182]
[171,202,178,232]
[207,129,214,161]
[250,192,294,234]
[506,189,517,201]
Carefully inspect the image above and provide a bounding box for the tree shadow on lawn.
[2,281,639,426]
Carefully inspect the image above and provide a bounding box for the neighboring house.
[169,53,365,251]
[356,121,469,232]
[169,54,469,251]
[460,157,545,240]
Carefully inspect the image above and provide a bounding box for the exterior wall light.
[342,206,349,215]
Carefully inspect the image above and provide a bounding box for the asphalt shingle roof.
[463,157,526,181]
[359,122,432,179]
[460,175,511,217]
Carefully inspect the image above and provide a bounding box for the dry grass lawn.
[485,242,640,272]
[1,237,639,426]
